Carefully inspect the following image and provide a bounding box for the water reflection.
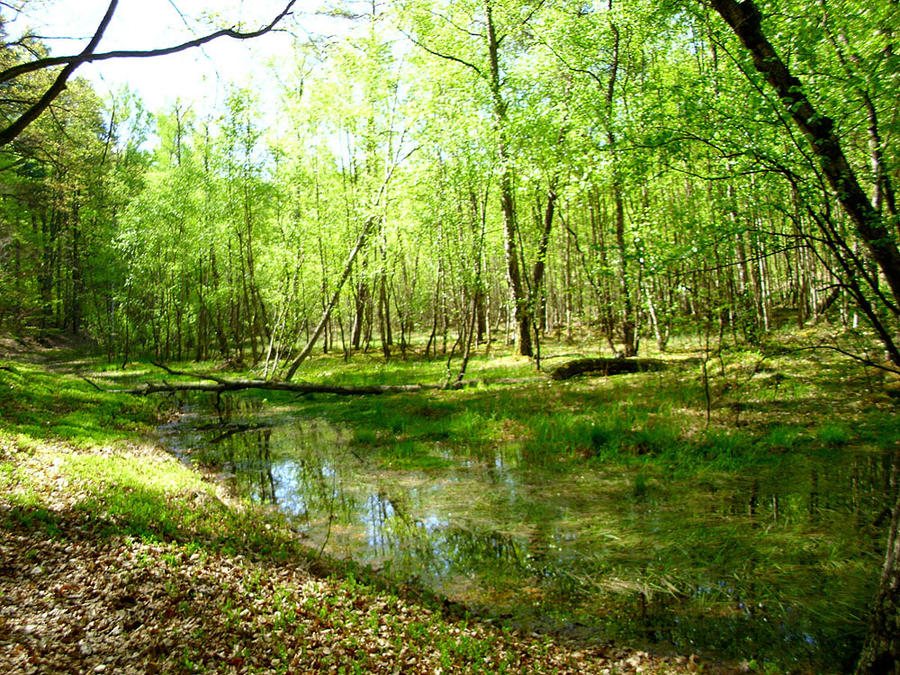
[160,396,894,670]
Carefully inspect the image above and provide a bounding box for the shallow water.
[158,396,894,671]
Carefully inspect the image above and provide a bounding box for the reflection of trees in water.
[360,488,533,582]
[363,490,444,569]
[193,421,360,521]
[208,427,278,505]
[442,527,526,572]
[708,454,894,533]
[202,393,264,426]
[365,490,402,555]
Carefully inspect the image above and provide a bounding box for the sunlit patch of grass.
[0,361,158,446]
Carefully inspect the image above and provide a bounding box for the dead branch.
[100,374,546,397]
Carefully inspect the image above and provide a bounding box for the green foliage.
[2,0,898,370]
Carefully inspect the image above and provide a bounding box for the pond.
[158,395,894,672]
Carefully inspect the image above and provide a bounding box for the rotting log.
[549,357,666,381]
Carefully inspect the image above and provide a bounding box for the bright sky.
[7,0,341,114]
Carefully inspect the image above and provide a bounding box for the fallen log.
[117,379,449,396]
[88,363,548,396]
[549,357,666,380]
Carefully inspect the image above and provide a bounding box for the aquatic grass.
[376,440,452,471]
[815,422,853,447]
[521,414,585,463]
[762,424,805,451]
[352,428,379,445]
[857,411,900,445]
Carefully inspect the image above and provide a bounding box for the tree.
[706,0,900,670]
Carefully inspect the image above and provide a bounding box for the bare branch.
[0,1,297,86]
[0,1,298,146]
[427,8,485,39]
[0,0,120,147]
[398,28,485,80]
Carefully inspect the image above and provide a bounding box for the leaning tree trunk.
[284,215,378,380]
[708,0,900,669]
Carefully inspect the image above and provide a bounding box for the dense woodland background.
[2,0,898,372]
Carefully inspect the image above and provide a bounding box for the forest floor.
[1,330,898,673]
[0,340,705,674]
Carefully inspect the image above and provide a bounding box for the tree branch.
[0,0,119,147]
[0,0,297,146]
[0,1,297,86]
[398,28,485,80]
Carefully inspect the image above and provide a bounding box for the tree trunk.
[485,1,532,357]
[549,357,667,380]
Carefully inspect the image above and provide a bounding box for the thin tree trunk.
[485,1,532,357]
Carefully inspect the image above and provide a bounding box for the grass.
[0,359,159,444]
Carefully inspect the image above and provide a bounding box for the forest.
[1,0,900,672]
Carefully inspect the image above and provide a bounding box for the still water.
[159,396,894,671]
